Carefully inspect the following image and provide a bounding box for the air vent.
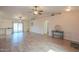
[51,12,62,16]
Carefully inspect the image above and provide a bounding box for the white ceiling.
[0,6,79,20]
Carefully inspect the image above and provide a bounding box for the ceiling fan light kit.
[33,6,43,15]
[33,10,38,15]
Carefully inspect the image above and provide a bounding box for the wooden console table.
[52,30,64,40]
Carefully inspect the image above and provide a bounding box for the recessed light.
[66,8,71,11]
[65,6,71,11]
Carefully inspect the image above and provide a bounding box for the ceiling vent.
[51,12,62,16]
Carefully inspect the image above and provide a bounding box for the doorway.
[13,22,23,33]
[44,20,49,35]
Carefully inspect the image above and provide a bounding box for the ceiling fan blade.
[38,12,42,15]
[51,13,55,16]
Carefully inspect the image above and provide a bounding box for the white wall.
[30,11,79,42]
[49,11,79,42]
[30,17,45,34]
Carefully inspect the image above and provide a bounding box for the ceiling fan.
[32,6,43,15]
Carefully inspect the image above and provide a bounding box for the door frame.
[44,20,49,35]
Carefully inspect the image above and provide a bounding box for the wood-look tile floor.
[0,32,78,52]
